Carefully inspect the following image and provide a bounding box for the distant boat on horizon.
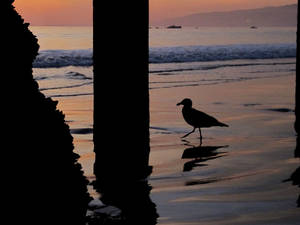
[167,25,182,29]
[250,26,258,29]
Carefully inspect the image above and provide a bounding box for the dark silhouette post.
[92,1,158,223]
[289,0,300,207]
[296,1,300,132]
[93,1,151,184]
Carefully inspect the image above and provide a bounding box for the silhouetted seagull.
[177,98,228,142]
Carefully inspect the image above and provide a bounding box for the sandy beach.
[148,73,299,224]
[47,65,300,224]
[29,26,299,224]
[51,69,299,224]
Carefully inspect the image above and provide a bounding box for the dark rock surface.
[1,1,91,224]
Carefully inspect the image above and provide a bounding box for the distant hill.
[154,4,297,27]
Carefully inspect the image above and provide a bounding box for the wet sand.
[149,74,299,224]
[53,72,299,224]
[55,95,94,178]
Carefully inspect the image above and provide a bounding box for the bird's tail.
[218,122,229,127]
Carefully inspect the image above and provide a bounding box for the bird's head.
[177,98,192,108]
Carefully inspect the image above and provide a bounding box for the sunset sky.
[13,0,297,26]
[14,0,92,26]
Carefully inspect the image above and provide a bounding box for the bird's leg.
[199,128,202,145]
[182,127,195,138]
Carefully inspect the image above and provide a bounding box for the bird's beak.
[177,102,182,106]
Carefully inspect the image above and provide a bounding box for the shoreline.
[149,74,299,224]
[49,72,298,224]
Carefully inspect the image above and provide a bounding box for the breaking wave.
[32,43,296,68]
[149,43,296,63]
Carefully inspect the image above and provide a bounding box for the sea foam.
[32,43,296,68]
[149,43,296,63]
[33,49,93,68]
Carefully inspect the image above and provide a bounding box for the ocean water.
[32,26,297,95]
[31,26,299,224]
[31,26,94,178]
[31,26,297,175]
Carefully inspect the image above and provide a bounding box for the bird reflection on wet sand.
[283,135,300,207]
[181,141,228,172]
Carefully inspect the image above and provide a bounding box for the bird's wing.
[190,108,220,127]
